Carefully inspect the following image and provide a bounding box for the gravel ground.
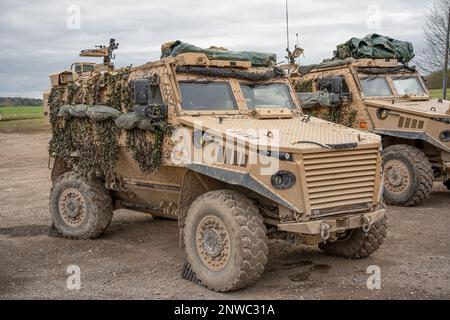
[0,131,449,299]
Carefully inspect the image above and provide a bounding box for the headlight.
[377,108,389,120]
[271,171,296,190]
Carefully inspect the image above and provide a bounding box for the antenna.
[285,0,290,51]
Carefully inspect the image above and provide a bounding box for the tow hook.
[320,223,331,243]
[361,215,372,233]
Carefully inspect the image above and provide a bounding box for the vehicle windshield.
[179,82,238,111]
[240,83,296,109]
[393,77,426,95]
[360,77,393,97]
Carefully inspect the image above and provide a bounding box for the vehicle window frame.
[359,76,394,98]
[391,76,427,96]
[239,82,299,110]
[178,80,239,113]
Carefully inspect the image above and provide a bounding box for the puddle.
[282,260,313,268]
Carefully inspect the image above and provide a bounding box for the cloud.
[0,0,432,97]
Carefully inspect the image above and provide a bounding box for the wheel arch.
[51,156,72,184]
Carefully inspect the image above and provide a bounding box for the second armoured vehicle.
[295,34,450,207]
[45,40,387,292]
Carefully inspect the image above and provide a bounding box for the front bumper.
[277,208,386,235]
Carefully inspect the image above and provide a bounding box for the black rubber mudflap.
[48,223,63,238]
[181,261,201,284]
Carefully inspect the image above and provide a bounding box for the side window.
[317,76,349,94]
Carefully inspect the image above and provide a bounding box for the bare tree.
[417,0,450,99]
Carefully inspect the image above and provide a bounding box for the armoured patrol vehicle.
[295,34,450,207]
[45,40,387,292]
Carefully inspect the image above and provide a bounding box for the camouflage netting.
[304,104,358,128]
[48,69,171,178]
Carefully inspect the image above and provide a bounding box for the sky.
[0,0,433,98]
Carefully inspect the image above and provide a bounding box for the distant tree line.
[0,97,43,107]
[425,70,450,89]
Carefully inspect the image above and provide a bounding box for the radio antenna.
[285,0,290,51]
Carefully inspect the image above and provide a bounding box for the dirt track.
[0,131,449,299]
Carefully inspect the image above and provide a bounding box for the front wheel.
[184,190,268,292]
[49,172,113,239]
[319,215,387,259]
[382,145,433,207]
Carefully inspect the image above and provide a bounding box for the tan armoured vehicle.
[45,40,387,292]
[295,40,450,206]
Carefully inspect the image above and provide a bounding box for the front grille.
[303,148,379,211]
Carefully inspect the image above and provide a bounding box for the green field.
[0,106,47,132]
[429,89,450,99]
[0,118,46,132]
[0,105,43,121]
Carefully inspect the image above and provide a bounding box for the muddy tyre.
[184,190,268,292]
[319,215,387,259]
[49,172,113,239]
[382,145,433,207]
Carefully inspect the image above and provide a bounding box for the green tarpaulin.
[334,34,414,64]
[162,40,277,67]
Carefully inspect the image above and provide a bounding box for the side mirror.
[134,76,168,120]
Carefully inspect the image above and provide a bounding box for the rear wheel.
[319,215,387,259]
[49,172,113,239]
[184,190,268,292]
[382,145,433,206]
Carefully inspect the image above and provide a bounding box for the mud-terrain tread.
[382,144,433,207]
[184,190,268,292]
[319,215,387,259]
[50,172,113,240]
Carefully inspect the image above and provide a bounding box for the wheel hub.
[202,229,223,258]
[384,160,410,194]
[59,189,86,226]
[196,215,231,271]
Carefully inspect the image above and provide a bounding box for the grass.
[0,118,48,133]
[0,106,48,133]
[0,105,43,121]
[429,88,450,99]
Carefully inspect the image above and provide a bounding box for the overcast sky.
[0,0,433,98]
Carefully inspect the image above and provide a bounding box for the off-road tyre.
[184,190,268,292]
[319,215,387,259]
[49,172,113,239]
[382,144,433,206]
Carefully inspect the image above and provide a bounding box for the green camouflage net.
[305,106,357,128]
[48,69,170,178]
[126,120,172,173]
